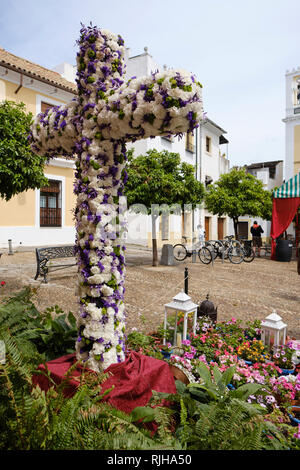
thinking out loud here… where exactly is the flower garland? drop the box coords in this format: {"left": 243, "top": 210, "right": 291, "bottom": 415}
{"left": 29, "top": 24, "right": 203, "bottom": 372}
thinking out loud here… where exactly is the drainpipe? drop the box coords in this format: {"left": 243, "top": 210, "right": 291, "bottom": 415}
{"left": 15, "top": 73, "right": 23, "bottom": 94}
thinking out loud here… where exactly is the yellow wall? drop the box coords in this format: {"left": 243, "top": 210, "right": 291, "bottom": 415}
{"left": 294, "top": 125, "right": 300, "bottom": 176}
{"left": 0, "top": 165, "right": 76, "bottom": 227}
{"left": 4, "top": 80, "right": 36, "bottom": 114}
{"left": 0, "top": 78, "right": 75, "bottom": 228}
{"left": 0, "top": 190, "right": 36, "bottom": 226}
{"left": 1, "top": 78, "right": 66, "bottom": 114}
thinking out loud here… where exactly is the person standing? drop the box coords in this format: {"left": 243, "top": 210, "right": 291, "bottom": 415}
{"left": 197, "top": 224, "right": 205, "bottom": 247}
{"left": 250, "top": 221, "right": 264, "bottom": 257}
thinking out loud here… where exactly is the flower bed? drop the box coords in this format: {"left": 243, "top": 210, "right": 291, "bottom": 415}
{"left": 148, "top": 316, "right": 300, "bottom": 415}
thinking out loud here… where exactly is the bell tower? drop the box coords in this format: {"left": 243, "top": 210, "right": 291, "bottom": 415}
{"left": 283, "top": 67, "right": 300, "bottom": 180}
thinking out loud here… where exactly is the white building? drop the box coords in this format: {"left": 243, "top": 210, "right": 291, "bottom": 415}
{"left": 124, "top": 47, "right": 230, "bottom": 247}
{"left": 233, "top": 160, "right": 283, "bottom": 241}
{"left": 0, "top": 44, "right": 230, "bottom": 250}
{"left": 282, "top": 67, "right": 300, "bottom": 180}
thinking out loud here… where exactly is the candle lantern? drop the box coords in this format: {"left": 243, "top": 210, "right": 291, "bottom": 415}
{"left": 198, "top": 293, "right": 218, "bottom": 323}
{"left": 261, "top": 310, "right": 287, "bottom": 352}
{"left": 163, "top": 291, "right": 198, "bottom": 346}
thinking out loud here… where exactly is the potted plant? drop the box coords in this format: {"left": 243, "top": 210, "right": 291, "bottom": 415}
{"left": 271, "top": 344, "right": 296, "bottom": 375}
{"left": 237, "top": 339, "right": 269, "bottom": 365}
{"left": 287, "top": 405, "right": 300, "bottom": 426}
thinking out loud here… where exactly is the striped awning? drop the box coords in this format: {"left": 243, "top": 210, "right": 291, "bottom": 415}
{"left": 273, "top": 172, "right": 300, "bottom": 198}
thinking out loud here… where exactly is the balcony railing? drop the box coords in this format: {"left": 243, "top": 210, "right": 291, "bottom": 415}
{"left": 40, "top": 208, "right": 62, "bottom": 227}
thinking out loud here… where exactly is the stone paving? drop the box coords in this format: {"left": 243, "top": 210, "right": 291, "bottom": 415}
{"left": 0, "top": 245, "right": 299, "bottom": 338}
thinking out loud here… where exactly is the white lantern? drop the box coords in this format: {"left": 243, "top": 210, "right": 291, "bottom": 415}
{"left": 261, "top": 310, "right": 287, "bottom": 352}
{"left": 163, "top": 291, "right": 198, "bottom": 346}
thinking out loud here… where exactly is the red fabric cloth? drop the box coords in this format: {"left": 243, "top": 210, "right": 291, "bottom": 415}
{"left": 100, "top": 351, "right": 176, "bottom": 413}
{"left": 270, "top": 197, "right": 300, "bottom": 260}
{"left": 32, "top": 351, "right": 176, "bottom": 414}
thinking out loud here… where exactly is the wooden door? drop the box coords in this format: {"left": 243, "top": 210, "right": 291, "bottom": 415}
{"left": 218, "top": 218, "right": 224, "bottom": 240}
{"left": 238, "top": 221, "right": 249, "bottom": 239}
{"left": 205, "top": 217, "right": 210, "bottom": 241}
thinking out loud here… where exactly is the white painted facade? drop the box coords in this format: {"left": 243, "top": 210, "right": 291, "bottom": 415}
{"left": 123, "top": 48, "right": 230, "bottom": 247}
{"left": 232, "top": 161, "right": 284, "bottom": 241}
{"left": 282, "top": 67, "right": 300, "bottom": 180}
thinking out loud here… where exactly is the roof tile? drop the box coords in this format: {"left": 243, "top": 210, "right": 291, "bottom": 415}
{"left": 0, "top": 47, "right": 77, "bottom": 94}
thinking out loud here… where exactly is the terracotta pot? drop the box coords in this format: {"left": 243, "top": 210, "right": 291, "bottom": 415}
{"left": 291, "top": 400, "right": 300, "bottom": 407}
{"left": 169, "top": 364, "right": 190, "bottom": 385}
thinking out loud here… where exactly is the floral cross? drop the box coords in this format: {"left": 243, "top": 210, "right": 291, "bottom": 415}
{"left": 29, "top": 24, "right": 203, "bottom": 372}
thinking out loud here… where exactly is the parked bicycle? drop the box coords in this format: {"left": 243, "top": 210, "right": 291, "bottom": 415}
{"left": 173, "top": 236, "right": 213, "bottom": 264}
{"left": 239, "top": 238, "right": 255, "bottom": 263}
{"left": 206, "top": 235, "right": 245, "bottom": 264}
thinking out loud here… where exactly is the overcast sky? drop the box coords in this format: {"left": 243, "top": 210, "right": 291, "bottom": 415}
{"left": 1, "top": 0, "right": 300, "bottom": 168}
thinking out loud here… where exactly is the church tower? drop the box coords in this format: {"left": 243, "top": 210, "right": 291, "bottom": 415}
{"left": 283, "top": 67, "right": 300, "bottom": 180}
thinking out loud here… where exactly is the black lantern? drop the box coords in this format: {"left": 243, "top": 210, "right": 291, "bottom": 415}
{"left": 198, "top": 294, "right": 218, "bottom": 323}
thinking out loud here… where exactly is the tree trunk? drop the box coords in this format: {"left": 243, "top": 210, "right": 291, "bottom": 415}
{"left": 151, "top": 213, "right": 158, "bottom": 266}
{"left": 233, "top": 217, "right": 239, "bottom": 239}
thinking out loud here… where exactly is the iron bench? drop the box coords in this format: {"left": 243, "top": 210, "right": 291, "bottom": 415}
{"left": 34, "top": 245, "right": 76, "bottom": 283}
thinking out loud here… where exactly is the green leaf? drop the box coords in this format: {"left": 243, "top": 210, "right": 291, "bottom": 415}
{"left": 230, "top": 383, "right": 264, "bottom": 400}
{"left": 130, "top": 406, "right": 156, "bottom": 423}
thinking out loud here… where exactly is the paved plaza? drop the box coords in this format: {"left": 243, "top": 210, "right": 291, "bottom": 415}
{"left": 0, "top": 245, "right": 299, "bottom": 339}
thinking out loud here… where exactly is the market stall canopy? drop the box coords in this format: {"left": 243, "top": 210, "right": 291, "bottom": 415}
{"left": 273, "top": 172, "right": 300, "bottom": 199}
{"left": 271, "top": 172, "right": 300, "bottom": 260}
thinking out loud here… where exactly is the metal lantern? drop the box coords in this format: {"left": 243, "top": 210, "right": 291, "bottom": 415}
{"left": 163, "top": 291, "right": 198, "bottom": 346}
{"left": 261, "top": 310, "right": 287, "bottom": 352}
{"left": 198, "top": 293, "right": 218, "bottom": 323}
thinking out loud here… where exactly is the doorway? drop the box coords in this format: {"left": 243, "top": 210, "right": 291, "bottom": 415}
{"left": 205, "top": 216, "right": 210, "bottom": 241}
{"left": 218, "top": 218, "right": 224, "bottom": 240}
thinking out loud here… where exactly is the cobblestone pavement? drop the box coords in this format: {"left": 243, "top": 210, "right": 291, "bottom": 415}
{"left": 0, "top": 246, "right": 299, "bottom": 338}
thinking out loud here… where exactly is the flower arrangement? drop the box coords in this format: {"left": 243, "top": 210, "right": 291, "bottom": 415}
{"left": 271, "top": 343, "right": 297, "bottom": 371}
{"left": 268, "top": 374, "right": 300, "bottom": 407}
{"left": 237, "top": 339, "right": 269, "bottom": 363}
{"left": 28, "top": 24, "right": 203, "bottom": 373}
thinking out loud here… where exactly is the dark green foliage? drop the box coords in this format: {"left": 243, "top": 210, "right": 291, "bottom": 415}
{"left": 125, "top": 148, "right": 205, "bottom": 211}
{"left": 0, "top": 100, "right": 48, "bottom": 200}
{"left": 0, "top": 287, "right": 77, "bottom": 362}
{"left": 0, "top": 332, "right": 176, "bottom": 450}
{"left": 140, "top": 365, "right": 292, "bottom": 450}
{"left": 126, "top": 331, "right": 164, "bottom": 360}
{"left": 204, "top": 167, "right": 273, "bottom": 238}
{"left": 124, "top": 148, "right": 205, "bottom": 264}
{"left": 0, "top": 288, "right": 297, "bottom": 450}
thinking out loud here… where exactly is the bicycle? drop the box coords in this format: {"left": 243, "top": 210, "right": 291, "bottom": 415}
{"left": 208, "top": 235, "right": 244, "bottom": 264}
{"left": 173, "top": 236, "right": 213, "bottom": 264}
{"left": 239, "top": 239, "right": 255, "bottom": 263}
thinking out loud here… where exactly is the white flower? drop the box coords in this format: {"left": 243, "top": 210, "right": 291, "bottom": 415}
{"left": 101, "top": 284, "right": 114, "bottom": 296}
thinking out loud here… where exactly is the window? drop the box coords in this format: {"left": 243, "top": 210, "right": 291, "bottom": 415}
{"left": 40, "top": 180, "right": 62, "bottom": 227}
{"left": 41, "top": 101, "right": 55, "bottom": 113}
{"left": 205, "top": 136, "right": 211, "bottom": 153}
{"left": 269, "top": 166, "right": 276, "bottom": 179}
{"left": 205, "top": 175, "right": 213, "bottom": 188}
{"left": 185, "top": 132, "right": 194, "bottom": 153}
